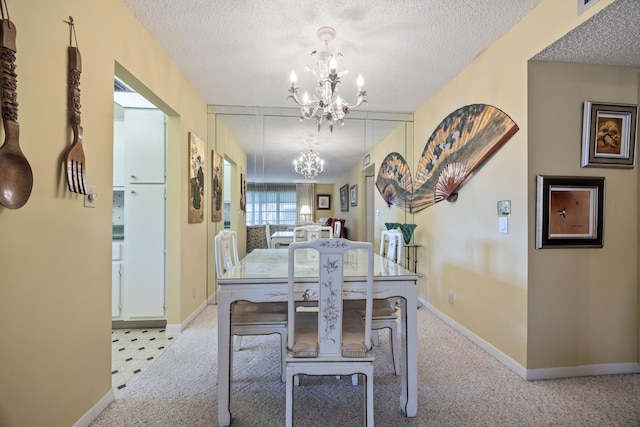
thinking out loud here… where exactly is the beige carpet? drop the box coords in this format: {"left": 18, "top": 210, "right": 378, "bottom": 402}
{"left": 90, "top": 304, "right": 640, "bottom": 426}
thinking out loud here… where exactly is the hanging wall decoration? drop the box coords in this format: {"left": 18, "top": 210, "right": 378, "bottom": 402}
{"left": 0, "top": 5, "right": 33, "bottom": 209}
{"left": 211, "top": 150, "right": 223, "bottom": 222}
{"left": 376, "top": 104, "right": 519, "bottom": 213}
{"left": 188, "top": 132, "right": 205, "bottom": 223}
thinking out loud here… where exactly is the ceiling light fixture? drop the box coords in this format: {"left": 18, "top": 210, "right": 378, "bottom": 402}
{"left": 288, "top": 26, "right": 366, "bottom": 132}
{"left": 293, "top": 147, "right": 325, "bottom": 179}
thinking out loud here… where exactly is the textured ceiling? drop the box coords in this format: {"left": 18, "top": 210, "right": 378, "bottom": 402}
{"left": 119, "top": 0, "right": 637, "bottom": 183}
{"left": 532, "top": 0, "right": 640, "bottom": 67}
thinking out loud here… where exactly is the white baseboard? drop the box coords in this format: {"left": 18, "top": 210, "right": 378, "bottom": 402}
{"left": 421, "top": 299, "right": 640, "bottom": 380}
{"left": 73, "top": 388, "right": 114, "bottom": 427}
{"left": 526, "top": 363, "right": 640, "bottom": 380}
{"left": 207, "top": 292, "right": 217, "bottom": 305}
{"left": 166, "top": 299, "right": 208, "bottom": 335}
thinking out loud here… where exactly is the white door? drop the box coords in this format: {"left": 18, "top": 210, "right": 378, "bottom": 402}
{"left": 125, "top": 108, "right": 166, "bottom": 184}
{"left": 125, "top": 185, "right": 166, "bottom": 318}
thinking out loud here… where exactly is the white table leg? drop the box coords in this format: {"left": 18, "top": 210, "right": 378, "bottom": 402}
{"left": 218, "top": 292, "right": 232, "bottom": 426}
{"left": 399, "top": 288, "right": 418, "bottom": 417}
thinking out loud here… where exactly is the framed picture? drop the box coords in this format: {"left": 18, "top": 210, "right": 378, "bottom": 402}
{"left": 340, "top": 184, "right": 349, "bottom": 212}
{"left": 317, "top": 194, "right": 331, "bottom": 210}
{"left": 581, "top": 101, "right": 637, "bottom": 168}
{"left": 363, "top": 153, "right": 371, "bottom": 167}
{"left": 211, "top": 150, "right": 223, "bottom": 223}
{"left": 240, "top": 172, "right": 246, "bottom": 214}
{"left": 350, "top": 184, "right": 357, "bottom": 206}
{"left": 188, "top": 132, "right": 205, "bottom": 224}
{"left": 535, "top": 175, "right": 605, "bottom": 249}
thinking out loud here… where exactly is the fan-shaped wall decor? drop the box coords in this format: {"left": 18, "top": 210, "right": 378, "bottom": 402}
{"left": 375, "top": 104, "right": 519, "bottom": 213}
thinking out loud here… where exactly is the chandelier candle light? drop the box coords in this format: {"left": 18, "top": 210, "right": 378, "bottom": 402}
{"left": 294, "top": 147, "right": 325, "bottom": 179}
{"left": 289, "top": 27, "right": 367, "bottom": 132}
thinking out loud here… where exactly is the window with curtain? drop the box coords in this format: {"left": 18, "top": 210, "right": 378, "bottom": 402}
{"left": 246, "top": 183, "right": 297, "bottom": 225}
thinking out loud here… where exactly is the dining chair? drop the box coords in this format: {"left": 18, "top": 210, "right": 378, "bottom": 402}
{"left": 285, "top": 238, "right": 375, "bottom": 427}
{"left": 292, "top": 224, "right": 333, "bottom": 242}
{"left": 344, "top": 228, "right": 402, "bottom": 379}
{"left": 333, "top": 218, "right": 346, "bottom": 238}
{"left": 214, "top": 230, "right": 288, "bottom": 382}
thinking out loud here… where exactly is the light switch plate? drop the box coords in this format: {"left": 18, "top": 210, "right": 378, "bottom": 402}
{"left": 499, "top": 216, "right": 508, "bottom": 234}
{"left": 84, "top": 186, "right": 97, "bottom": 208}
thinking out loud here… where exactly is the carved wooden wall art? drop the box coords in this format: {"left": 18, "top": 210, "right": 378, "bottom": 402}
{"left": 376, "top": 104, "right": 519, "bottom": 213}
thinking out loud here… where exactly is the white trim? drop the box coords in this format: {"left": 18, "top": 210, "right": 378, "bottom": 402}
{"left": 423, "top": 301, "right": 527, "bottom": 378}
{"left": 72, "top": 389, "right": 114, "bottom": 427}
{"left": 526, "top": 363, "right": 640, "bottom": 380}
{"left": 166, "top": 299, "right": 208, "bottom": 334}
{"left": 421, "top": 299, "right": 640, "bottom": 380}
{"left": 208, "top": 292, "right": 217, "bottom": 305}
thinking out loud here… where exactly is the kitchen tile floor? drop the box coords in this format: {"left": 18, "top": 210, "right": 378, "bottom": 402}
{"left": 111, "top": 328, "right": 176, "bottom": 398}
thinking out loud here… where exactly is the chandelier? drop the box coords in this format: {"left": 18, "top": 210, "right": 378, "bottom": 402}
{"left": 293, "top": 147, "right": 325, "bottom": 179}
{"left": 288, "top": 27, "right": 366, "bottom": 132}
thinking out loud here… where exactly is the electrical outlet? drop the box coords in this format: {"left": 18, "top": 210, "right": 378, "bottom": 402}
{"left": 448, "top": 291, "right": 454, "bottom": 305}
{"left": 84, "top": 186, "right": 97, "bottom": 208}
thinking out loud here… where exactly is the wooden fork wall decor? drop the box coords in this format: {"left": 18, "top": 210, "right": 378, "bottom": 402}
{"left": 64, "top": 16, "right": 87, "bottom": 195}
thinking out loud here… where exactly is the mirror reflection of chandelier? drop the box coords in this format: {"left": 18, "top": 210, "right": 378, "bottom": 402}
{"left": 293, "top": 147, "right": 325, "bottom": 179}
{"left": 288, "top": 26, "right": 367, "bottom": 132}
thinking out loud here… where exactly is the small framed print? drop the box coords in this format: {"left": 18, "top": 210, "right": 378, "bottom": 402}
{"left": 349, "top": 185, "right": 357, "bottom": 206}
{"left": 317, "top": 194, "right": 331, "bottom": 210}
{"left": 363, "top": 153, "right": 371, "bottom": 167}
{"left": 497, "top": 200, "right": 511, "bottom": 216}
{"left": 581, "top": 101, "right": 637, "bottom": 168}
{"left": 340, "top": 184, "right": 349, "bottom": 212}
{"left": 535, "top": 175, "right": 605, "bottom": 249}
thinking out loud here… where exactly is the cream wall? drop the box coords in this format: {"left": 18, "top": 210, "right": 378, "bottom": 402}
{"left": 409, "top": 0, "right": 620, "bottom": 370}
{"left": 0, "top": 1, "right": 209, "bottom": 425}
{"left": 528, "top": 61, "right": 639, "bottom": 370}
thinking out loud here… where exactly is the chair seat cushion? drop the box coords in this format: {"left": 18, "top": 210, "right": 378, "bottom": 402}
{"left": 232, "top": 302, "right": 288, "bottom": 324}
{"left": 289, "top": 310, "right": 368, "bottom": 358}
{"left": 290, "top": 312, "right": 318, "bottom": 357}
{"left": 344, "top": 299, "right": 397, "bottom": 317}
{"left": 341, "top": 310, "right": 368, "bottom": 358}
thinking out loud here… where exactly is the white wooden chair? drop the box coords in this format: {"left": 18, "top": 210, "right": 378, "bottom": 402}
{"left": 345, "top": 228, "right": 402, "bottom": 378}
{"left": 292, "top": 224, "right": 333, "bottom": 242}
{"left": 333, "top": 218, "right": 346, "bottom": 238}
{"left": 214, "top": 230, "right": 288, "bottom": 382}
{"left": 285, "top": 238, "right": 375, "bottom": 427}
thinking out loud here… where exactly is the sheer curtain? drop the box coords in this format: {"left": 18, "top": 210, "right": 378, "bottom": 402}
{"left": 246, "top": 183, "right": 297, "bottom": 225}
{"left": 296, "top": 183, "right": 315, "bottom": 223}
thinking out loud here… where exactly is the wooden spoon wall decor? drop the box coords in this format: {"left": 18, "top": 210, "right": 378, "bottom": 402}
{"left": 0, "top": 16, "right": 33, "bottom": 210}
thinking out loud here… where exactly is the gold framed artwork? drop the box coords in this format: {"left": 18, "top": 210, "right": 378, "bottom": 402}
{"left": 581, "top": 101, "right": 637, "bottom": 168}
{"left": 350, "top": 184, "right": 357, "bottom": 206}
{"left": 211, "top": 150, "right": 223, "bottom": 222}
{"left": 535, "top": 175, "right": 605, "bottom": 249}
{"left": 188, "top": 132, "right": 205, "bottom": 223}
{"left": 340, "top": 184, "right": 349, "bottom": 212}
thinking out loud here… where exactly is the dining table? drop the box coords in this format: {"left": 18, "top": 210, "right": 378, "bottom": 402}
{"left": 216, "top": 247, "right": 419, "bottom": 426}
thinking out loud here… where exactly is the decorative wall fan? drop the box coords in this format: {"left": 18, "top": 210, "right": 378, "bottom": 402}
{"left": 376, "top": 104, "right": 519, "bottom": 213}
